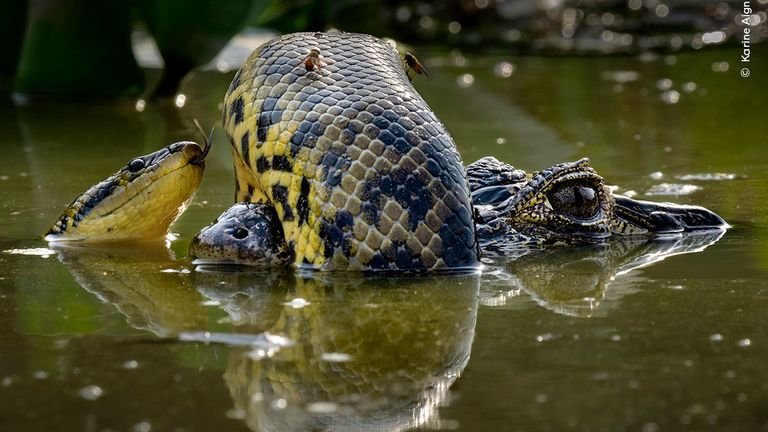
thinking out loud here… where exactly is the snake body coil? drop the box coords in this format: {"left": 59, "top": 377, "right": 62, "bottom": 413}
{"left": 222, "top": 32, "right": 478, "bottom": 271}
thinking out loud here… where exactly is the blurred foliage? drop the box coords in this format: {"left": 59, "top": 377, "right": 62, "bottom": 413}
{"left": 2, "top": 0, "right": 763, "bottom": 99}
{"left": 0, "top": 1, "right": 28, "bottom": 78}
{"left": 248, "top": 0, "right": 765, "bottom": 54}
{"left": 13, "top": 0, "right": 143, "bottom": 100}
{"left": 135, "top": 0, "right": 260, "bottom": 99}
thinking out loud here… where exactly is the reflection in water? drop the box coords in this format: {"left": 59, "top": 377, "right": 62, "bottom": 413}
{"left": 51, "top": 243, "right": 208, "bottom": 336}
{"left": 49, "top": 230, "right": 723, "bottom": 430}
{"left": 200, "top": 271, "right": 479, "bottom": 432}
{"left": 480, "top": 230, "right": 725, "bottom": 317}
{"left": 52, "top": 245, "right": 479, "bottom": 431}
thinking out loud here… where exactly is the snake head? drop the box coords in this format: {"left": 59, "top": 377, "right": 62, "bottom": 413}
{"left": 45, "top": 140, "right": 209, "bottom": 242}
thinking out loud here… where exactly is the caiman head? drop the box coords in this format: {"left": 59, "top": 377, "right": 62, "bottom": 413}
{"left": 468, "top": 157, "right": 727, "bottom": 246}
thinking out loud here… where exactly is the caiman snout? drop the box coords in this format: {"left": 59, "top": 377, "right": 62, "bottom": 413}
{"left": 613, "top": 195, "right": 728, "bottom": 235}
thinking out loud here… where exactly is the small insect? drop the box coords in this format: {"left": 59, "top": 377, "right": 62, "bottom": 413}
{"left": 302, "top": 48, "right": 326, "bottom": 72}
{"left": 404, "top": 52, "right": 430, "bottom": 82}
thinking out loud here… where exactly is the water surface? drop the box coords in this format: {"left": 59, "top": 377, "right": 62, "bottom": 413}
{"left": 1, "top": 48, "right": 767, "bottom": 431}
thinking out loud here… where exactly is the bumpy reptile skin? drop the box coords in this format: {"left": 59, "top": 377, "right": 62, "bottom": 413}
{"left": 222, "top": 32, "right": 478, "bottom": 270}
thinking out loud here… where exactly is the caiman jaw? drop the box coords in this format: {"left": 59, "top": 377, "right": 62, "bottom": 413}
{"left": 611, "top": 195, "right": 729, "bottom": 235}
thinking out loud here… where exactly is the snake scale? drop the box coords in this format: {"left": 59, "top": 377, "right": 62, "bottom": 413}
{"left": 221, "top": 32, "right": 478, "bottom": 271}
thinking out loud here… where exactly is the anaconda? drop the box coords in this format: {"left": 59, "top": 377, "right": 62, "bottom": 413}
{"left": 45, "top": 31, "right": 727, "bottom": 270}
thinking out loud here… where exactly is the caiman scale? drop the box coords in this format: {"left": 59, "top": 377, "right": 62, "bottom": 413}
{"left": 45, "top": 32, "right": 727, "bottom": 270}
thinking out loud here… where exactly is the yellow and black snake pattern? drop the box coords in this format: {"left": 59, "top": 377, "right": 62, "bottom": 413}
{"left": 222, "top": 32, "right": 478, "bottom": 271}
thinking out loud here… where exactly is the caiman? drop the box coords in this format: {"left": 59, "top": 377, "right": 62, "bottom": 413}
{"left": 45, "top": 32, "right": 727, "bottom": 270}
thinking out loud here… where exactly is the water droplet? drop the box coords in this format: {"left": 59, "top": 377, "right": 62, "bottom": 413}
{"left": 271, "top": 398, "right": 288, "bottom": 410}
{"left": 711, "top": 61, "right": 729, "bottom": 72}
{"left": 536, "top": 333, "right": 557, "bottom": 342}
{"left": 457, "top": 73, "right": 474, "bottom": 88}
{"left": 645, "top": 183, "right": 700, "bottom": 196}
{"left": 709, "top": 333, "right": 724, "bottom": 342}
{"left": 320, "top": 352, "right": 352, "bottom": 362}
{"left": 225, "top": 408, "right": 247, "bottom": 419}
{"left": 135, "top": 99, "right": 146, "bottom": 112}
{"left": 737, "top": 338, "right": 751, "bottom": 348}
{"left": 123, "top": 360, "right": 139, "bottom": 369}
{"left": 641, "top": 422, "right": 659, "bottom": 432}
{"left": 216, "top": 61, "right": 230, "bottom": 72}
{"left": 1, "top": 377, "right": 13, "bottom": 387}
{"left": 682, "top": 81, "right": 697, "bottom": 93}
{"left": 395, "top": 6, "right": 411, "bottom": 22}
{"left": 611, "top": 334, "right": 622, "bottom": 342}
{"left": 419, "top": 16, "right": 434, "bottom": 30}
{"left": 283, "top": 298, "right": 311, "bottom": 309}
{"left": 660, "top": 90, "right": 680, "bottom": 104}
{"left": 649, "top": 171, "right": 664, "bottom": 180}
{"left": 79, "top": 385, "right": 104, "bottom": 401}
{"left": 174, "top": 93, "right": 187, "bottom": 108}
{"left": 534, "top": 393, "right": 548, "bottom": 403}
{"left": 448, "top": 21, "right": 461, "bottom": 34}
{"left": 601, "top": 70, "right": 640, "bottom": 83}
{"left": 493, "top": 61, "right": 515, "bottom": 78}
{"left": 676, "top": 172, "right": 736, "bottom": 181}
{"left": 33, "top": 371, "right": 49, "bottom": 380}
{"left": 495, "top": 137, "right": 506, "bottom": 145}
{"left": 702, "top": 31, "right": 726, "bottom": 45}
{"left": 655, "top": 4, "right": 669, "bottom": 17}
{"left": 132, "top": 421, "right": 151, "bottom": 432}
{"left": 306, "top": 401, "right": 339, "bottom": 413}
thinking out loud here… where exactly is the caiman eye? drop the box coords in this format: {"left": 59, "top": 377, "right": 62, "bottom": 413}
{"left": 128, "top": 158, "right": 146, "bottom": 172}
{"left": 547, "top": 182, "right": 600, "bottom": 219}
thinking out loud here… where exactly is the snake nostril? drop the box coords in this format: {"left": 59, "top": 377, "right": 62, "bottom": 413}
{"left": 128, "top": 158, "right": 146, "bottom": 172}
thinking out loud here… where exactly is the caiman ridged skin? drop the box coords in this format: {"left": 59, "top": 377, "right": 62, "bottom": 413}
{"left": 222, "top": 32, "right": 478, "bottom": 270}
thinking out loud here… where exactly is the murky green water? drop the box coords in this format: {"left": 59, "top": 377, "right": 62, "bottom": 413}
{"left": 2, "top": 48, "right": 767, "bottom": 431}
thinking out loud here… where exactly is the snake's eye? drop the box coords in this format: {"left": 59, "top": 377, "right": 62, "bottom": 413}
{"left": 128, "top": 158, "right": 146, "bottom": 172}
{"left": 547, "top": 182, "right": 600, "bottom": 219}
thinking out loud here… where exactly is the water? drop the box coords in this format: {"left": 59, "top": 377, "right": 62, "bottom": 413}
{"left": 2, "top": 48, "right": 768, "bottom": 431}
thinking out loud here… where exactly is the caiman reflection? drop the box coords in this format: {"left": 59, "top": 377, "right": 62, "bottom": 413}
{"left": 479, "top": 230, "right": 725, "bottom": 317}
